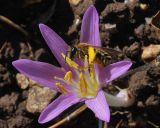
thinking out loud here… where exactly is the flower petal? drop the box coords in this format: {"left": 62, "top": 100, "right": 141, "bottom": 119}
{"left": 39, "top": 24, "right": 70, "bottom": 69}
{"left": 85, "top": 91, "right": 110, "bottom": 122}
{"left": 80, "top": 5, "right": 101, "bottom": 47}
{"left": 12, "top": 59, "right": 65, "bottom": 90}
{"left": 98, "top": 60, "right": 132, "bottom": 84}
{"left": 38, "top": 93, "right": 80, "bottom": 124}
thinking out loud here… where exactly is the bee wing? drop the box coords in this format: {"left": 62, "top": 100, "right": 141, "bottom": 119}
{"left": 76, "top": 42, "right": 93, "bottom": 48}
{"left": 77, "top": 42, "right": 124, "bottom": 60}
{"left": 100, "top": 47, "right": 124, "bottom": 60}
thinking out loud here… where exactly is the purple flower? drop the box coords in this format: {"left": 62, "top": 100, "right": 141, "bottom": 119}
{"left": 12, "top": 5, "right": 132, "bottom": 124}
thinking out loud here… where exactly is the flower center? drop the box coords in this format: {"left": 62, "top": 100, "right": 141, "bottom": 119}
{"left": 54, "top": 47, "right": 100, "bottom": 99}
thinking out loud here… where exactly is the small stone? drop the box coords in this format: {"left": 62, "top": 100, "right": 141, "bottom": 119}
{"left": 26, "top": 86, "right": 57, "bottom": 113}
{"left": 69, "top": 0, "right": 82, "bottom": 6}
{"left": 16, "top": 73, "right": 29, "bottom": 89}
{"left": 145, "top": 17, "right": 152, "bottom": 25}
{"left": 104, "top": 23, "right": 116, "bottom": 30}
{"left": 139, "top": 3, "right": 148, "bottom": 11}
{"left": 141, "top": 44, "right": 160, "bottom": 62}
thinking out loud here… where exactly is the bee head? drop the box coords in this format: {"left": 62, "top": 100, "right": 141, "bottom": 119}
{"left": 65, "top": 46, "right": 78, "bottom": 60}
{"left": 70, "top": 47, "right": 78, "bottom": 59}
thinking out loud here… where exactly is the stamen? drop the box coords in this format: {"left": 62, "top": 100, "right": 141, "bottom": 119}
{"left": 88, "top": 46, "right": 96, "bottom": 65}
{"left": 61, "top": 53, "right": 79, "bottom": 70}
{"left": 84, "top": 55, "right": 88, "bottom": 69}
{"left": 55, "top": 82, "right": 68, "bottom": 94}
{"left": 54, "top": 76, "right": 65, "bottom": 82}
{"left": 64, "top": 71, "right": 72, "bottom": 83}
{"left": 90, "top": 66, "right": 96, "bottom": 80}
{"left": 79, "top": 73, "right": 87, "bottom": 95}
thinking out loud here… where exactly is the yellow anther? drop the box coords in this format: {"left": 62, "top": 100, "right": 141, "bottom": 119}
{"left": 88, "top": 46, "right": 96, "bottom": 65}
{"left": 90, "top": 66, "right": 96, "bottom": 79}
{"left": 79, "top": 73, "right": 88, "bottom": 95}
{"left": 62, "top": 53, "right": 79, "bottom": 70}
{"left": 64, "top": 71, "right": 72, "bottom": 83}
{"left": 84, "top": 55, "right": 88, "bottom": 69}
{"left": 55, "top": 82, "right": 68, "bottom": 94}
{"left": 84, "top": 55, "right": 95, "bottom": 79}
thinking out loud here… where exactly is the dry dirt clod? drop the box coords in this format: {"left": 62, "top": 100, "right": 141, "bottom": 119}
{"left": 16, "top": 73, "right": 39, "bottom": 89}
{"left": 141, "top": 44, "right": 160, "bottom": 62}
{"left": 19, "top": 42, "right": 33, "bottom": 59}
{"left": 101, "top": 2, "right": 127, "bottom": 19}
{"left": 26, "top": 86, "right": 57, "bottom": 113}
{"left": 7, "top": 115, "right": 32, "bottom": 128}
{"left": 0, "top": 42, "right": 14, "bottom": 62}
{"left": 69, "top": 0, "right": 93, "bottom": 15}
{"left": 128, "top": 70, "right": 149, "bottom": 93}
{"left": 0, "top": 64, "right": 11, "bottom": 88}
{"left": 145, "top": 95, "right": 160, "bottom": 106}
{"left": 0, "top": 92, "right": 19, "bottom": 116}
{"left": 16, "top": 73, "right": 29, "bottom": 89}
{"left": 0, "top": 119, "right": 8, "bottom": 128}
{"left": 123, "top": 42, "right": 141, "bottom": 59}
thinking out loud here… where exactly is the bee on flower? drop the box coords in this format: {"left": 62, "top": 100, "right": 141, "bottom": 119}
{"left": 66, "top": 42, "right": 124, "bottom": 67}
{"left": 12, "top": 5, "right": 132, "bottom": 124}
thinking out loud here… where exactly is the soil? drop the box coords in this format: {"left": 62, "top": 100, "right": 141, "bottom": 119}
{"left": 0, "top": 0, "right": 160, "bottom": 128}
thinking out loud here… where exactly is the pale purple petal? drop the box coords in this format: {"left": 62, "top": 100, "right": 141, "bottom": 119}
{"left": 38, "top": 93, "right": 80, "bottom": 124}
{"left": 85, "top": 91, "right": 110, "bottom": 122}
{"left": 39, "top": 24, "right": 70, "bottom": 70}
{"left": 104, "top": 91, "right": 135, "bottom": 107}
{"left": 98, "top": 60, "right": 132, "bottom": 84}
{"left": 80, "top": 5, "right": 101, "bottom": 47}
{"left": 12, "top": 59, "right": 65, "bottom": 91}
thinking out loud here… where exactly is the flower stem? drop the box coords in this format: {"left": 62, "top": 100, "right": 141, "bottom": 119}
{"left": 98, "top": 119, "right": 103, "bottom": 128}
{"left": 98, "top": 120, "right": 108, "bottom": 128}
{"left": 48, "top": 104, "right": 87, "bottom": 128}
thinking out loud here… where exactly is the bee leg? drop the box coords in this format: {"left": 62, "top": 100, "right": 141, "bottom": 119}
{"left": 77, "top": 49, "right": 84, "bottom": 59}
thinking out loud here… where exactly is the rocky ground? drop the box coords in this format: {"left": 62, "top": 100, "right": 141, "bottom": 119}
{"left": 0, "top": 0, "right": 160, "bottom": 128}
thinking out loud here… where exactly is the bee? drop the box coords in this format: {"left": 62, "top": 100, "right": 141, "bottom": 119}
{"left": 66, "top": 43, "right": 124, "bottom": 67}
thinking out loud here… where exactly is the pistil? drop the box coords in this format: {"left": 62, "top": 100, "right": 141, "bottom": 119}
{"left": 79, "top": 73, "right": 88, "bottom": 96}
